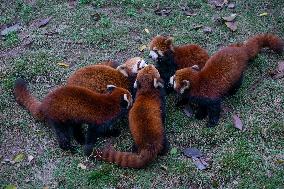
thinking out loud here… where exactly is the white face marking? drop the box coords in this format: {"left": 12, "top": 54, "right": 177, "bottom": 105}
{"left": 133, "top": 80, "right": 137, "bottom": 88}
{"left": 123, "top": 94, "right": 130, "bottom": 108}
{"left": 173, "top": 80, "right": 176, "bottom": 90}
{"left": 180, "top": 80, "right": 189, "bottom": 94}
{"left": 169, "top": 76, "right": 174, "bottom": 86}
{"left": 117, "top": 65, "right": 128, "bottom": 77}
{"left": 139, "top": 59, "right": 147, "bottom": 69}
{"left": 149, "top": 50, "right": 158, "bottom": 61}
{"left": 131, "top": 63, "right": 138, "bottom": 74}
{"left": 106, "top": 84, "right": 116, "bottom": 89}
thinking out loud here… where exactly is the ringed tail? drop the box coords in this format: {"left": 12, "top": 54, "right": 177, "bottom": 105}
{"left": 14, "top": 78, "right": 43, "bottom": 120}
{"left": 244, "top": 33, "right": 283, "bottom": 59}
{"left": 95, "top": 146, "right": 158, "bottom": 169}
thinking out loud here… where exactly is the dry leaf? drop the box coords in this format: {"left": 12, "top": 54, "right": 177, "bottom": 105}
{"left": 27, "top": 155, "right": 34, "bottom": 163}
{"left": 203, "top": 26, "right": 213, "bottom": 34}
{"left": 1, "top": 24, "right": 22, "bottom": 36}
{"left": 77, "top": 163, "right": 87, "bottom": 170}
{"left": 232, "top": 114, "right": 243, "bottom": 130}
{"left": 154, "top": 6, "right": 171, "bottom": 16}
{"left": 138, "top": 45, "right": 147, "bottom": 52}
{"left": 222, "top": 14, "right": 237, "bottom": 22}
{"left": 259, "top": 12, "right": 268, "bottom": 16}
{"left": 32, "top": 17, "right": 52, "bottom": 28}
{"left": 57, "top": 62, "right": 70, "bottom": 68}
{"left": 191, "top": 157, "right": 207, "bottom": 170}
{"left": 227, "top": 3, "right": 236, "bottom": 9}
{"left": 225, "top": 21, "right": 237, "bottom": 31}
{"left": 144, "top": 28, "right": 150, "bottom": 34}
{"left": 184, "top": 11, "right": 197, "bottom": 17}
{"left": 13, "top": 153, "right": 25, "bottom": 163}
{"left": 4, "top": 184, "right": 17, "bottom": 189}
{"left": 183, "top": 147, "right": 203, "bottom": 158}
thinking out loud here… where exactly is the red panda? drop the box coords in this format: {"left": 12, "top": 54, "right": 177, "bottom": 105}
{"left": 98, "top": 60, "right": 120, "bottom": 68}
{"left": 14, "top": 78, "right": 133, "bottom": 155}
{"left": 170, "top": 33, "right": 283, "bottom": 127}
{"left": 66, "top": 57, "right": 147, "bottom": 95}
{"left": 148, "top": 35, "right": 209, "bottom": 92}
{"left": 94, "top": 65, "right": 169, "bottom": 168}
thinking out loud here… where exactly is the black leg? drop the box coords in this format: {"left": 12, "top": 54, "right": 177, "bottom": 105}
{"left": 227, "top": 75, "right": 243, "bottom": 96}
{"left": 84, "top": 125, "right": 98, "bottom": 156}
{"left": 207, "top": 102, "right": 221, "bottom": 128}
{"left": 132, "top": 143, "right": 138, "bottom": 153}
{"left": 175, "top": 94, "right": 188, "bottom": 108}
{"left": 72, "top": 124, "right": 85, "bottom": 145}
{"left": 49, "top": 120, "right": 76, "bottom": 153}
{"left": 195, "top": 105, "right": 208, "bottom": 120}
{"left": 96, "top": 123, "right": 121, "bottom": 138}
{"left": 159, "top": 136, "right": 170, "bottom": 156}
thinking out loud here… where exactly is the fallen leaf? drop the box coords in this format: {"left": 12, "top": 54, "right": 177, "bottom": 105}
{"left": 1, "top": 24, "right": 22, "bottom": 36}
{"left": 259, "top": 12, "right": 268, "bottom": 16}
{"left": 225, "top": 21, "right": 237, "bottom": 31}
{"left": 4, "top": 184, "right": 17, "bottom": 189}
{"left": 184, "top": 11, "right": 197, "bottom": 17}
{"left": 208, "top": 0, "right": 228, "bottom": 8}
{"left": 154, "top": 5, "right": 171, "bottom": 17}
{"left": 184, "top": 147, "right": 203, "bottom": 158}
{"left": 170, "top": 147, "right": 178, "bottom": 155}
{"left": 203, "top": 26, "right": 213, "bottom": 34}
{"left": 227, "top": 3, "right": 235, "bottom": 9}
{"left": 57, "top": 62, "right": 70, "bottom": 68}
{"left": 275, "top": 159, "right": 284, "bottom": 164}
{"left": 31, "top": 17, "right": 52, "bottom": 28}
{"left": 160, "top": 164, "right": 168, "bottom": 171}
{"left": 91, "top": 13, "right": 101, "bottom": 22}
{"left": 77, "top": 163, "right": 87, "bottom": 170}
{"left": 138, "top": 45, "right": 147, "bottom": 52}
{"left": 13, "top": 153, "right": 25, "bottom": 163}
{"left": 232, "top": 114, "right": 243, "bottom": 130}
{"left": 67, "top": 0, "right": 76, "bottom": 9}
{"left": 270, "top": 61, "right": 284, "bottom": 79}
{"left": 222, "top": 14, "right": 237, "bottom": 22}
{"left": 192, "top": 157, "right": 207, "bottom": 170}
{"left": 191, "top": 24, "right": 203, "bottom": 30}
{"left": 27, "top": 155, "right": 34, "bottom": 163}
{"left": 43, "top": 186, "right": 49, "bottom": 189}
{"left": 144, "top": 28, "right": 150, "bottom": 34}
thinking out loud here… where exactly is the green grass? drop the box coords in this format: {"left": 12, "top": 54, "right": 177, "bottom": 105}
{"left": 1, "top": 0, "right": 284, "bottom": 188}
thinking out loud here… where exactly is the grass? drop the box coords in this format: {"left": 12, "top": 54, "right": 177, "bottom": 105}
{"left": 0, "top": 0, "right": 284, "bottom": 188}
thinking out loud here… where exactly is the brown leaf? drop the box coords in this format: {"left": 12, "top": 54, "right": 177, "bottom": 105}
{"left": 1, "top": 24, "right": 22, "bottom": 36}
{"left": 232, "top": 114, "right": 243, "bottom": 130}
{"left": 184, "top": 147, "right": 203, "bottom": 158}
{"left": 225, "top": 21, "right": 237, "bottom": 31}
{"left": 222, "top": 14, "right": 237, "bottom": 22}
{"left": 203, "top": 26, "right": 213, "bottom": 34}
{"left": 67, "top": 0, "right": 76, "bottom": 9}
{"left": 154, "top": 6, "right": 171, "bottom": 16}
{"left": 227, "top": 3, "right": 236, "bottom": 9}
{"left": 208, "top": 0, "right": 228, "bottom": 8}
{"left": 31, "top": 17, "right": 52, "bottom": 28}
{"left": 184, "top": 11, "right": 197, "bottom": 17}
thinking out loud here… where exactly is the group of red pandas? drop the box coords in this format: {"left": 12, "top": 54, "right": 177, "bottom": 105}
{"left": 14, "top": 33, "right": 283, "bottom": 168}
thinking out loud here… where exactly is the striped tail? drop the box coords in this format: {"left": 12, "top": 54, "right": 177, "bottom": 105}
{"left": 14, "top": 78, "right": 43, "bottom": 120}
{"left": 95, "top": 145, "right": 159, "bottom": 169}
{"left": 243, "top": 33, "right": 283, "bottom": 59}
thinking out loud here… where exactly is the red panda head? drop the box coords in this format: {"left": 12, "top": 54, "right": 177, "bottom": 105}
{"left": 148, "top": 35, "right": 174, "bottom": 62}
{"left": 116, "top": 57, "right": 147, "bottom": 77}
{"left": 106, "top": 85, "right": 133, "bottom": 108}
{"left": 169, "top": 65, "right": 200, "bottom": 94}
{"left": 133, "top": 65, "right": 164, "bottom": 91}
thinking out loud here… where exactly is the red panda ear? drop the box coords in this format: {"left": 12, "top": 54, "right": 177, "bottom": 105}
{"left": 191, "top": 65, "right": 200, "bottom": 71}
{"left": 106, "top": 85, "right": 116, "bottom": 93}
{"left": 180, "top": 80, "right": 190, "bottom": 94}
{"left": 164, "top": 37, "right": 174, "bottom": 45}
{"left": 116, "top": 65, "right": 128, "bottom": 77}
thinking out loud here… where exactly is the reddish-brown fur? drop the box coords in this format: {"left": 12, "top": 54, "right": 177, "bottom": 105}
{"left": 66, "top": 57, "right": 146, "bottom": 94}
{"left": 95, "top": 65, "right": 169, "bottom": 168}
{"left": 14, "top": 78, "right": 132, "bottom": 154}
{"left": 172, "top": 33, "right": 283, "bottom": 127}
{"left": 149, "top": 35, "right": 209, "bottom": 69}
{"left": 98, "top": 60, "right": 120, "bottom": 68}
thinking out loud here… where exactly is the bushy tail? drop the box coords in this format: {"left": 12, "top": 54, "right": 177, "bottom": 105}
{"left": 95, "top": 146, "right": 159, "bottom": 169}
{"left": 244, "top": 33, "right": 283, "bottom": 59}
{"left": 14, "top": 78, "right": 43, "bottom": 120}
